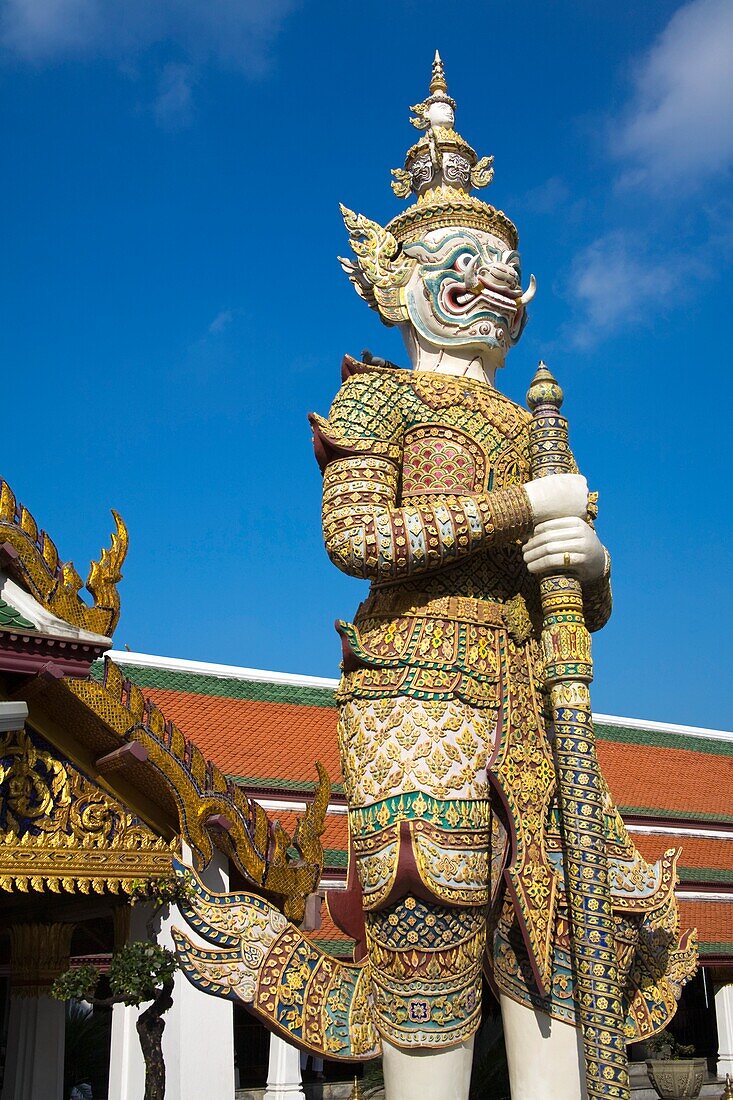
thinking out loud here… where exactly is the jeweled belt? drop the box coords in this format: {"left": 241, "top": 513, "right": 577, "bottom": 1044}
{"left": 357, "top": 590, "right": 534, "bottom": 643}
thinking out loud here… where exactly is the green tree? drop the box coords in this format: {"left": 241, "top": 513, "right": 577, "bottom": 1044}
{"left": 52, "top": 876, "right": 191, "bottom": 1100}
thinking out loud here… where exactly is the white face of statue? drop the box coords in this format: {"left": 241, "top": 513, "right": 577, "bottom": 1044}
{"left": 426, "top": 100, "right": 454, "bottom": 128}
{"left": 400, "top": 226, "right": 534, "bottom": 364}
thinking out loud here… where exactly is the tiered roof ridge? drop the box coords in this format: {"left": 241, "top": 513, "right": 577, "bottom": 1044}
{"left": 100, "top": 650, "right": 733, "bottom": 961}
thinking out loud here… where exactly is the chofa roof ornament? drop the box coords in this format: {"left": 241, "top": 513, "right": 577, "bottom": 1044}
{"left": 387, "top": 50, "right": 517, "bottom": 248}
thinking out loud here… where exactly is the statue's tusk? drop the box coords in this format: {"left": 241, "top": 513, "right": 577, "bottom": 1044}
{"left": 464, "top": 255, "right": 481, "bottom": 293}
{"left": 519, "top": 274, "right": 537, "bottom": 306}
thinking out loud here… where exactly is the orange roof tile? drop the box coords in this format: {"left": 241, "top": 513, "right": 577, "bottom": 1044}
{"left": 633, "top": 833, "right": 733, "bottom": 877}
{"left": 139, "top": 685, "right": 733, "bottom": 822}
{"left": 142, "top": 688, "right": 343, "bottom": 786}
{"left": 597, "top": 739, "right": 733, "bottom": 820}
{"left": 307, "top": 906, "right": 354, "bottom": 949}
{"left": 678, "top": 900, "right": 733, "bottom": 952}
{"left": 110, "top": 662, "right": 733, "bottom": 825}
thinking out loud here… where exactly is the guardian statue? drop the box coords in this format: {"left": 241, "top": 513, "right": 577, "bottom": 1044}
{"left": 174, "top": 54, "right": 696, "bottom": 1100}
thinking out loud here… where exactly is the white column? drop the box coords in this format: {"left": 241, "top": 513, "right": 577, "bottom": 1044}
{"left": 1, "top": 916, "right": 70, "bottom": 1100}
{"left": 716, "top": 983, "right": 733, "bottom": 1078}
{"left": 382, "top": 1037, "right": 474, "bottom": 1100}
{"left": 108, "top": 901, "right": 149, "bottom": 1100}
{"left": 501, "top": 994, "right": 586, "bottom": 1100}
{"left": 109, "top": 849, "right": 235, "bottom": 1100}
{"left": 1, "top": 994, "right": 65, "bottom": 1100}
{"left": 263, "top": 1033, "right": 305, "bottom": 1099}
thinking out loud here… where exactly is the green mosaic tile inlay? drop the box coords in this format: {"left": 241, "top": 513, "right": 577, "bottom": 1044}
{"left": 90, "top": 661, "right": 338, "bottom": 709}
{"left": 595, "top": 721, "right": 733, "bottom": 758}
{"left": 0, "top": 599, "right": 35, "bottom": 630}
{"left": 323, "top": 848, "right": 348, "bottom": 869}
{"left": 678, "top": 867, "right": 733, "bottom": 885}
{"left": 620, "top": 805, "right": 733, "bottom": 825}
{"left": 698, "top": 942, "right": 733, "bottom": 957}
{"left": 311, "top": 938, "right": 355, "bottom": 958}
{"left": 230, "top": 775, "right": 346, "bottom": 796}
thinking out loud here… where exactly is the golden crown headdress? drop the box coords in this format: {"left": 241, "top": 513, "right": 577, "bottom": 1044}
{"left": 338, "top": 52, "right": 519, "bottom": 326}
{"left": 387, "top": 51, "right": 518, "bottom": 249}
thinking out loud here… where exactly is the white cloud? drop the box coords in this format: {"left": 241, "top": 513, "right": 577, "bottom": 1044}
{"left": 208, "top": 309, "right": 233, "bottom": 335}
{"left": 0, "top": 0, "right": 297, "bottom": 123}
{"left": 566, "top": 232, "right": 682, "bottom": 349}
{"left": 154, "top": 62, "right": 195, "bottom": 129}
{"left": 613, "top": 0, "right": 733, "bottom": 190}
{"left": 1, "top": 0, "right": 297, "bottom": 68}
{"left": 565, "top": 1, "right": 733, "bottom": 347}
{"left": 521, "top": 176, "right": 571, "bottom": 215}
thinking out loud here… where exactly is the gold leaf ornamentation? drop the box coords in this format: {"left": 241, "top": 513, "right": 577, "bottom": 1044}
{"left": 0, "top": 476, "right": 127, "bottom": 636}
{"left": 0, "top": 726, "right": 173, "bottom": 895}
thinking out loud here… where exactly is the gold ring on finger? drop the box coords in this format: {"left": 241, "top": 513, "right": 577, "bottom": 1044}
{"left": 563, "top": 552, "right": 571, "bottom": 568}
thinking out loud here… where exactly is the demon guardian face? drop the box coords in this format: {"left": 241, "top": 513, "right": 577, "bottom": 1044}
{"left": 401, "top": 227, "right": 535, "bottom": 361}
{"left": 338, "top": 210, "right": 537, "bottom": 371}
{"left": 337, "top": 54, "right": 535, "bottom": 373}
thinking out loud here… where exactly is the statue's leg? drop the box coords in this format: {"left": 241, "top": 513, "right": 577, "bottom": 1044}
{"left": 338, "top": 695, "right": 498, "bottom": 1100}
{"left": 364, "top": 894, "right": 486, "bottom": 1100}
{"left": 382, "top": 1036, "right": 475, "bottom": 1100}
{"left": 501, "top": 994, "right": 585, "bottom": 1100}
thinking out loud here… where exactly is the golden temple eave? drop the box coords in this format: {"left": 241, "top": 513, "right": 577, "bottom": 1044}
{"left": 0, "top": 476, "right": 127, "bottom": 639}
{"left": 0, "top": 714, "right": 174, "bottom": 898}
{"left": 3, "top": 656, "right": 329, "bottom": 923}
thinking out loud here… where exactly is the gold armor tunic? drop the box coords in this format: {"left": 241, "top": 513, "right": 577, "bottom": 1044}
{"left": 311, "top": 360, "right": 693, "bottom": 1050}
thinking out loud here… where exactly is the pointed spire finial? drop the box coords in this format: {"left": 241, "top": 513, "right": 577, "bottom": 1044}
{"left": 430, "top": 49, "right": 448, "bottom": 95}
{"left": 527, "top": 360, "right": 564, "bottom": 411}
{"left": 386, "top": 52, "right": 516, "bottom": 247}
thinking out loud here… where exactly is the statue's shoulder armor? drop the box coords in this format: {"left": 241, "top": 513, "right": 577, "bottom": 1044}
{"left": 308, "top": 355, "right": 410, "bottom": 472}
{"left": 407, "top": 371, "right": 531, "bottom": 442}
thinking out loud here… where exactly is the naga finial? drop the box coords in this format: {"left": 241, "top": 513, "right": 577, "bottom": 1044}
{"left": 86, "top": 510, "right": 129, "bottom": 634}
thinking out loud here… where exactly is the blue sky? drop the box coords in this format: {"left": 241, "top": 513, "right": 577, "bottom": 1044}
{"left": 1, "top": 0, "right": 731, "bottom": 728}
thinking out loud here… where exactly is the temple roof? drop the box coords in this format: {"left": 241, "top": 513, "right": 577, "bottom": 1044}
{"left": 102, "top": 649, "right": 733, "bottom": 962}
{"left": 95, "top": 654, "right": 341, "bottom": 791}
{"left": 0, "top": 598, "right": 34, "bottom": 630}
{"left": 0, "top": 475, "right": 127, "bottom": 641}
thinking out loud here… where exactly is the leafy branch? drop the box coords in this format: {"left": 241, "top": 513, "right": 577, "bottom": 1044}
{"left": 51, "top": 872, "right": 194, "bottom": 1100}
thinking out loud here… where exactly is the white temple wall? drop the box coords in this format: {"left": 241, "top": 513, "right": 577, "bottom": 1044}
{"left": 1, "top": 992, "right": 65, "bottom": 1100}
{"left": 108, "top": 847, "right": 235, "bottom": 1100}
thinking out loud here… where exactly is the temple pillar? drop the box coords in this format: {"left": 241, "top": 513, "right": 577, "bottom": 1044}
{"left": 716, "top": 982, "right": 733, "bottom": 1078}
{"left": 108, "top": 848, "right": 235, "bottom": 1099}
{"left": 108, "top": 903, "right": 150, "bottom": 1100}
{"left": 264, "top": 1033, "right": 305, "bottom": 1099}
{"left": 1, "top": 921, "right": 73, "bottom": 1100}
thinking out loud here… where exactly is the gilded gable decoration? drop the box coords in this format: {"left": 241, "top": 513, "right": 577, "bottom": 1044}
{"left": 66, "top": 657, "right": 329, "bottom": 922}
{"left": 0, "top": 725, "right": 173, "bottom": 894}
{"left": 0, "top": 475, "right": 127, "bottom": 637}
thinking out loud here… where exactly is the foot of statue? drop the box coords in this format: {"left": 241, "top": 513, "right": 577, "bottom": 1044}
{"left": 501, "top": 994, "right": 586, "bottom": 1100}
{"left": 382, "top": 1036, "right": 474, "bottom": 1100}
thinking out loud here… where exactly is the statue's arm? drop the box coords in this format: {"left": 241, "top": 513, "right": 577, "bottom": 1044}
{"left": 310, "top": 373, "right": 533, "bottom": 582}
{"left": 318, "top": 452, "right": 533, "bottom": 581}
{"left": 582, "top": 548, "right": 612, "bottom": 632}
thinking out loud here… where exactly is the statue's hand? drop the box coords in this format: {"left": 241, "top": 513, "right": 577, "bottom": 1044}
{"left": 522, "top": 517, "right": 606, "bottom": 581}
{"left": 524, "top": 473, "right": 588, "bottom": 524}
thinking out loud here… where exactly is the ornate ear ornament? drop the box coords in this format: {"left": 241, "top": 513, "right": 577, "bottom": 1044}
{"left": 337, "top": 205, "right": 414, "bottom": 326}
